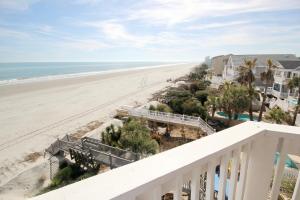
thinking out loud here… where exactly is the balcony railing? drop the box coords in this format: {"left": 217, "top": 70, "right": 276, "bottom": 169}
{"left": 32, "top": 122, "right": 300, "bottom": 200}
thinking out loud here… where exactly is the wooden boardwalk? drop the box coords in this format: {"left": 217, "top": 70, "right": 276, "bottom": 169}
{"left": 119, "top": 107, "right": 216, "bottom": 135}
{"left": 46, "top": 135, "right": 140, "bottom": 169}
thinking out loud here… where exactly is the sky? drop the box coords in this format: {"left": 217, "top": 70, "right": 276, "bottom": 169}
{"left": 0, "top": 0, "right": 299, "bottom": 62}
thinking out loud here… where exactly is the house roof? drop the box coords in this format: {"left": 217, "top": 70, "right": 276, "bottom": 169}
{"left": 278, "top": 60, "right": 300, "bottom": 70}
{"left": 229, "top": 54, "right": 298, "bottom": 67}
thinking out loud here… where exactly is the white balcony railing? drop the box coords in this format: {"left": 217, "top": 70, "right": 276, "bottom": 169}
{"left": 32, "top": 122, "right": 300, "bottom": 200}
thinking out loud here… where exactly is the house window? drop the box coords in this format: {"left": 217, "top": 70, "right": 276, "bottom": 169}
{"left": 293, "top": 73, "right": 297, "bottom": 77}
{"left": 287, "top": 72, "right": 291, "bottom": 78}
{"left": 273, "top": 83, "right": 281, "bottom": 92}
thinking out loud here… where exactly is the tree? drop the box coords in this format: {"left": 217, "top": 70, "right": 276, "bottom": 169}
{"left": 258, "top": 59, "right": 277, "bottom": 121}
{"left": 288, "top": 76, "right": 300, "bottom": 126}
{"left": 195, "top": 90, "right": 209, "bottom": 105}
{"left": 120, "top": 119, "right": 159, "bottom": 154}
{"left": 188, "top": 64, "right": 208, "bottom": 81}
{"left": 231, "top": 85, "right": 250, "bottom": 120}
{"left": 101, "top": 124, "right": 122, "bottom": 147}
{"left": 181, "top": 98, "right": 208, "bottom": 119}
{"left": 165, "top": 89, "right": 192, "bottom": 113}
{"left": 218, "top": 82, "right": 249, "bottom": 122}
{"left": 205, "top": 95, "right": 219, "bottom": 118}
{"left": 189, "top": 80, "right": 211, "bottom": 94}
{"left": 265, "top": 107, "right": 286, "bottom": 124}
{"left": 218, "top": 82, "right": 234, "bottom": 121}
{"left": 237, "top": 59, "right": 257, "bottom": 121}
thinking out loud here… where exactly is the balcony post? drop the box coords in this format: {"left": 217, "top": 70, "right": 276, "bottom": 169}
{"left": 270, "top": 138, "right": 288, "bottom": 200}
{"left": 243, "top": 136, "right": 278, "bottom": 200}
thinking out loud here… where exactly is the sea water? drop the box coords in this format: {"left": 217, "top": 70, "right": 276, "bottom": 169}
{"left": 0, "top": 62, "right": 177, "bottom": 85}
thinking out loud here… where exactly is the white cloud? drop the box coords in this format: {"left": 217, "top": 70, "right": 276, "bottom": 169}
{"left": 81, "top": 20, "right": 187, "bottom": 48}
{"left": 60, "top": 39, "right": 109, "bottom": 51}
{"left": 73, "top": 0, "right": 102, "bottom": 5}
{"left": 187, "top": 20, "right": 250, "bottom": 30}
{"left": 0, "top": 0, "right": 39, "bottom": 10}
{"left": 0, "top": 27, "right": 29, "bottom": 39}
{"left": 129, "top": 0, "right": 300, "bottom": 26}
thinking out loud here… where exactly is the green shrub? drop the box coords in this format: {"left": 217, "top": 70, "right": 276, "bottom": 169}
{"left": 120, "top": 119, "right": 159, "bottom": 154}
{"left": 182, "top": 98, "right": 208, "bottom": 119}
{"left": 195, "top": 90, "right": 208, "bottom": 105}
{"left": 149, "top": 105, "right": 156, "bottom": 111}
{"left": 156, "top": 104, "right": 172, "bottom": 113}
{"left": 101, "top": 124, "right": 122, "bottom": 147}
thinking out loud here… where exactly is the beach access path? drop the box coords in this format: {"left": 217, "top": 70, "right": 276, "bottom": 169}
{"left": 0, "top": 63, "right": 194, "bottom": 190}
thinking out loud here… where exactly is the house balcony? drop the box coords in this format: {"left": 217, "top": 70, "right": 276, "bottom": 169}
{"left": 32, "top": 122, "right": 300, "bottom": 200}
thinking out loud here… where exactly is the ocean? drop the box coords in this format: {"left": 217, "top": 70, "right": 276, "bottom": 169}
{"left": 0, "top": 62, "right": 177, "bottom": 85}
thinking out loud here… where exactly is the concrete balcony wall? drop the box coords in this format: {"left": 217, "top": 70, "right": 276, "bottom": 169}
{"left": 31, "top": 122, "right": 300, "bottom": 200}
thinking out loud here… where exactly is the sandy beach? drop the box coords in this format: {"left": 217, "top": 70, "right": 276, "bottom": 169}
{"left": 0, "top": 63, "right": 194, "bottom": 199}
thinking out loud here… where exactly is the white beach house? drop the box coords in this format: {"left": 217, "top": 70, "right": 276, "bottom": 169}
{"left": 221, "top": 54, "right": 299, "bottom": 89}
{"left": 272, "top": 60, "right": 300, "bottom": 100}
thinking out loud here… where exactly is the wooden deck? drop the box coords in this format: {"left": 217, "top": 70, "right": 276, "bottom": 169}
{"left": 46, "top": 135, "right": 140, "bottom": 169}
{"left": 118, "top": 107, "right": 216, "bottom": 135}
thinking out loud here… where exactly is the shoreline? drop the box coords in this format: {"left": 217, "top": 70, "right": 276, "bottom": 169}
{"left": 0, "top": 63, "right": 195, "bottom": 199}
{"left": 0, "top": 62, "right": 189, "bottom": 86}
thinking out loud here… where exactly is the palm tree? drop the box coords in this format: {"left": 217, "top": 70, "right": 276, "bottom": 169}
{"left": 218, "top": 82, "right": 249, "bottom": 123}
{"left": 258, "top": 59, "right": 277, "bottom": 121}
{"left": 205, "top": 95, "right": 219, "bottom": 118}
{"left": 288, "top": 77, "right": 300, "bottom": 126}
{"left": 265, "top": 107, "right": 286, "bottom": 124}
{"left": 101, "top": 124, "right": 122, "bottom": 147}
{"left": 237, "top": 59, "right": 257, "bottom": 121}
{"left": 231, "top": 85, "right": 250, "bottom": 120}
{"left": 219, "top": 82, "right": 234, "bottom": 122}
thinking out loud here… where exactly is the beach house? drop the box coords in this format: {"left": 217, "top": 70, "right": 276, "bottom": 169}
{"left": 270, "top": 60, "right": 300, "bottom": 112}
{"left": 272, "top": 60, "right": 300, "bottom": 99}
{"left": 221, "top": 54, "right": 299, "bottom": 89}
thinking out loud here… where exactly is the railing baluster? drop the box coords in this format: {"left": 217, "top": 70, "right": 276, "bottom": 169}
{"left": 191, "top": 167, "right": 202, "bottom": 200}
{"left": 228, "top": 148, "right": 240, "bottom": 200}
{"left": 218, "top": 154, "right": 230, "bottom": 200}
{"left": 270, "top": 138, "right": 288, "bottom": 200}
{"left": 235, "top": 144, "right": 250, "bottom": 200}
{"left": 206, "top": 161, "right": 216, "bottom": 200}
{"left": 173, "top": 176, "right": 183, "bottom": 200}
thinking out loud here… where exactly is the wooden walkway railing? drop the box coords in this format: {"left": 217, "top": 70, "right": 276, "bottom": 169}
{"left": 46, "top": 135, "right": 140, "bottom": 169}
{"left": 121, "top": 107, "right": 216, "bottom": 135}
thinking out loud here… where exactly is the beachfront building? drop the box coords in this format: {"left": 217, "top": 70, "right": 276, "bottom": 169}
{"left": 221, "top": 54, "right": 299, "bottom": 90}
{"left": 209, "top": 55, "right": 231, "bottom": 88}
{"left": 270, "top": 60, "right": 300, "bottom": 112}
{"left": 272, "top": 60, "right": 300, "bottom": 99}
{"left": 32, "top": 122, "right": 300, "bottom": 200}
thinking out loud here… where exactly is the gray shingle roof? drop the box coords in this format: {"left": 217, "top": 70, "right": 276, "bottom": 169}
{"left": 230, "top": 54, "right": 298, "bottom": 67}
{"left": 278, "top": 60, "right": 300, "bottom": 69}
